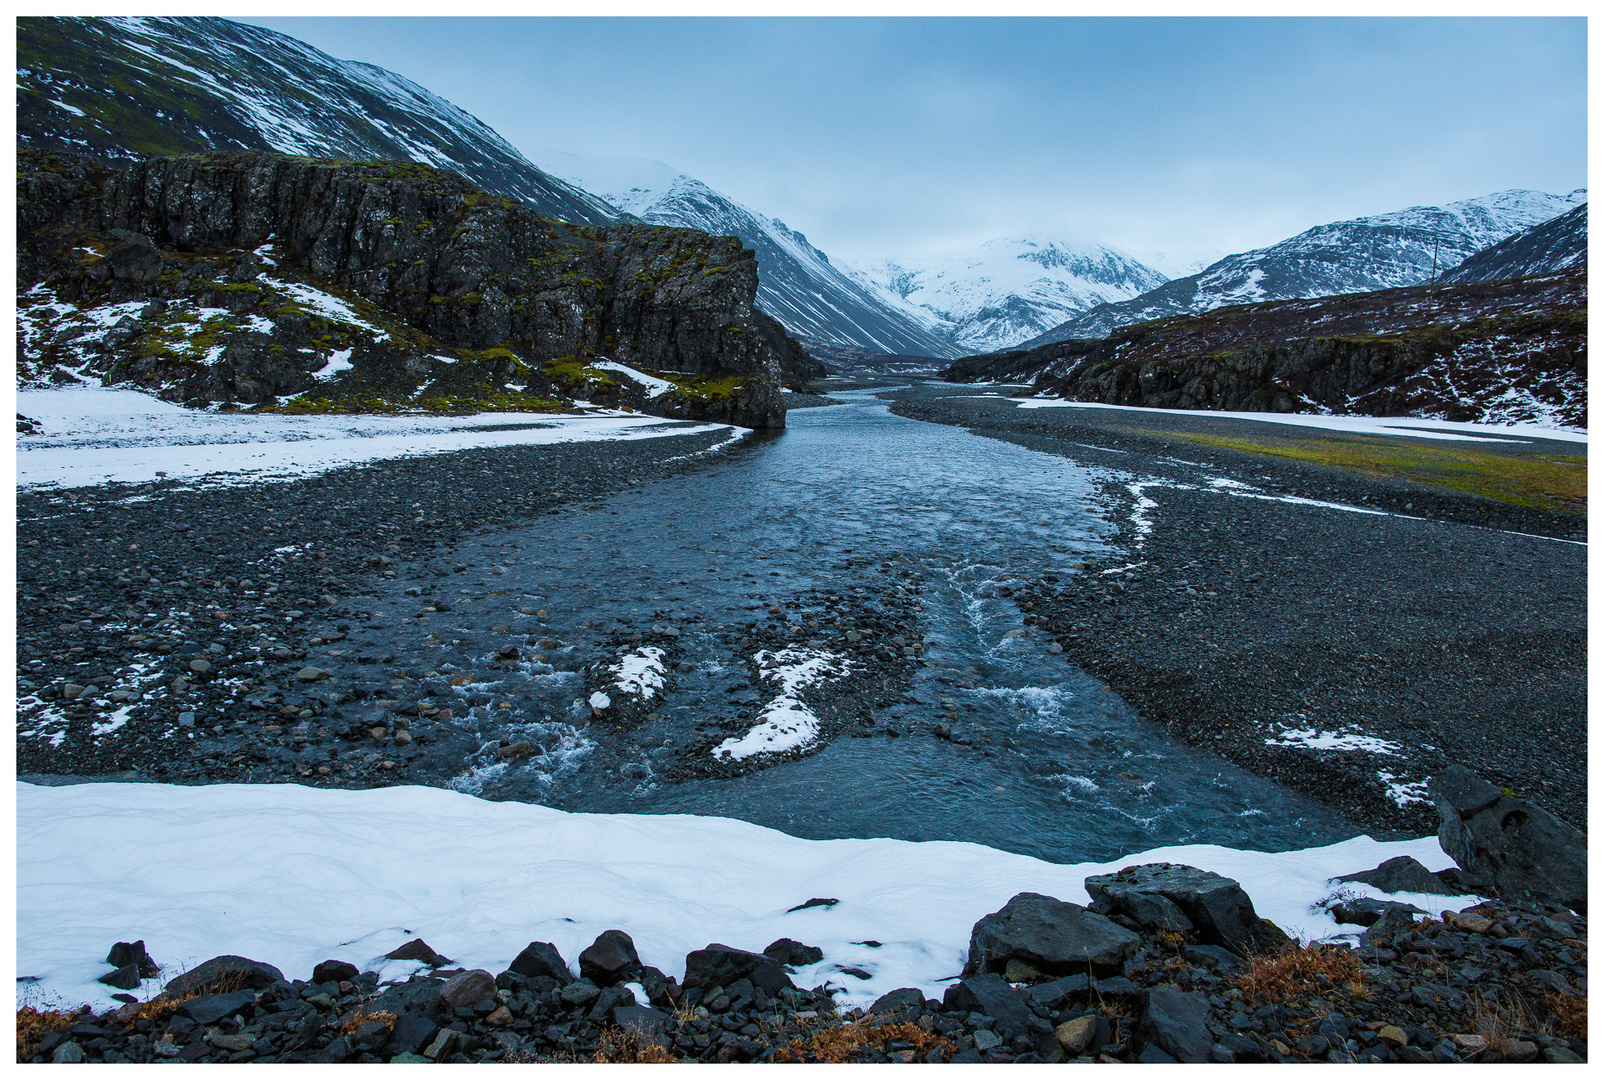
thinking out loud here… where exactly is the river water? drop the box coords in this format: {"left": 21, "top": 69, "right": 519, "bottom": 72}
{"left": 348, "top": 386, "right": 1356, "bottom": 862}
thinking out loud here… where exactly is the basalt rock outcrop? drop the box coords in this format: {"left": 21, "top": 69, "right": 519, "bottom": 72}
{"left": 1431, "top": 766, "right": 1587, "bottom": 914}
{"left": 942, "top": 271, "right": 1586, "bottom": 428}
{"left": 17, "top": 150, "right": 793, "bottom": 427}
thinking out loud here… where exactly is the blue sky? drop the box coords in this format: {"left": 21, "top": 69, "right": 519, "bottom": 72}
{"left": 247, "top": 16, "right": 1586, "bottom": 264}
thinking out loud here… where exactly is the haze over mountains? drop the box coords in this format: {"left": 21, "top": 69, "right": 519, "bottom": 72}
{"left": 14, "top": 14, "right": 1589, "bottom": 369}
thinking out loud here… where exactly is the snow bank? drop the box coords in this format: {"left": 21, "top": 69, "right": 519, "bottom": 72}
{"left": 1011, "top": 397, "right": 1587, "bottom": 443}
{"left": 16, "top": 781, "right": 1476, "bottom": 1012}
{"left": 16, "top": 386, "right": 739, "bottom": 490}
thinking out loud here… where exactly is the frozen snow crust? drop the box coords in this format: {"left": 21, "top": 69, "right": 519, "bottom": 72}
{"left": 17, "top": 779, "right": 1470, "bottom": 1015}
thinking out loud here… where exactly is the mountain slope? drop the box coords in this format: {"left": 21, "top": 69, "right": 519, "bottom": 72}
{"left": 841, "top": 238, "right": 1169, "bottom": 354}
{"left": 536, "top": 151, "right": 960, "bottom": 359}
{"left": 1020, "top": 190, "right": 1587, "bottom": 346}
{"left": 946, "top": 270, "right": 1585, "bottom": 429}
{"left": 1441, "top": 203, "right": 1588, "bottom": 285}
{"left": 17, "top": 15, "right": 617, "bottom": 226}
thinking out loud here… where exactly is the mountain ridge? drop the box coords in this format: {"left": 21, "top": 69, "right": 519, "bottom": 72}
{"left": 1018, "top": 189, "right": 1587, "bottom": 347}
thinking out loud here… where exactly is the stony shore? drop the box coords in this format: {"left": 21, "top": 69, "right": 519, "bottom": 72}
{"left": 888, "top": 389, "right": 1587, "bottom": 838}
{"left": 20, "top": 863, "right": 1587, "bottom": 1064}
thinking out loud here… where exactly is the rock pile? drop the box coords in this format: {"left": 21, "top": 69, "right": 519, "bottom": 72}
{"left": 22, "top": 849, "right": 1587, "bottom": 1064}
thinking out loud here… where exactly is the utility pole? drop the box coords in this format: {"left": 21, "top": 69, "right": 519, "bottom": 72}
{"left": 1427, "top": 236, "right": 1439, "bottom": 313}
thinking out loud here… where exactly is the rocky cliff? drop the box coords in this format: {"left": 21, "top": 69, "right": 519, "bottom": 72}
{"left": 943, "top": 271, "right": 1585, "bottom": 429}
{"left": 18, "top": 150, "right": 794, "bottom": 427}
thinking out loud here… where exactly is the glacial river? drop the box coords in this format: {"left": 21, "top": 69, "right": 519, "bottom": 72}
{"left": 349, "top": 385, "right": 1355, "bottom": 862}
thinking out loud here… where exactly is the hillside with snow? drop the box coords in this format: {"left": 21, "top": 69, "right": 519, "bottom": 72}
{"left": 537, "top": 150, "right": 959, "bottom": 360}
{"left": 17, "top": 15, "right": 617, "bottom": 226}
{"left": 1021, "top": 189, "right": 1587, "bottom": 346}
{"left": 1442, "top": 202, "right": 1588, "bottom": 285}
{"left": 842, "top": 239, "right": 1169, "bottom": 354}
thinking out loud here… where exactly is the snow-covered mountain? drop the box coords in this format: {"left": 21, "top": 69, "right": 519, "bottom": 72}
{"left": 17, "top": 15, "right": 616, "bottom": 225}
{"left": 535, "top": 150, "right": 959, "bottom": 359}
{"left": 841, "top": 238, "right": 1169, "bottom": 355}
{"left": 1441, "top": 202, "right": 1588, "bottom": 285}
{"left": 1020, "top": 189, "right": 1588, "bottom": 348}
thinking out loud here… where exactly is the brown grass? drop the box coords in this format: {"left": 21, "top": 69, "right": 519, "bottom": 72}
{"left": 340, "top": 1004, "right": 398, "bottom": 1037}
{"left": 589, "top": 1024, "right": 675, "bottom": 1063}
{"left": 776, "top": 1017, "right": 954, "bottom": 1064}
{"left": 16, "top": 1007, "right": 76, "bottom": 1060}
{"left": 127, "top": 968, "right": 253, "bottom": 1026}
{"left": 1469, "top": 989, "right": 1526, "bottom": 1051}
{"left": 1545, "top": 992, "right": 1586, "bottom": 1040}
{"left": 1232, "top": 943, "right": 1368, "bottom": 1004}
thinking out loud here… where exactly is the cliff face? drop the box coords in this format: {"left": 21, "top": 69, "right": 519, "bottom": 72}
{"left": 943, "top": 272, "right": 1586, "bottom": 429}
{"left": 18, "top": 151, "right": 791, "bottom": 427}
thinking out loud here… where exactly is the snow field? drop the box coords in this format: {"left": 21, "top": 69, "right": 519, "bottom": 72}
{"left": 16, "top": 387, "right": 739, "bottom": 490}
{"left": 16, "top": 781, "right": 1478, "bottom": 1013}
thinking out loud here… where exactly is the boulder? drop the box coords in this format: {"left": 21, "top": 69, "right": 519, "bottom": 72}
{"left": 1330, "top": 897, "right": 1425, "bottom": 928}
{"left": 98, "top": 964, "right": 143, "bottom": 990}
{"left": 1137, "top": 987, "right": 1214, "bottom": 1063}
{"left": 942, "top": 972, "right": 1035, "bottom": 1041}
{"left": 869, "top": 987, "right": 927, "bottom": 1015}
{"left": 159, "top": 955, "right": 285, "bottom": 999}
{"left": 440, "top": 969, "right": 497, "bottom": 1011}
{"left": 1085, "top": 864, "right": 1290, "bottom": 957}
{"left": 578, "top": 929, "right": 641, "bottom": 986}
{"left": 312, "top": 960, "right": 359, "bottom": 985}
{"left": 611, "top": 1004, "right": 673, "bottom": 1050}
{"left": 763, "top": 937, "right": 824, "bottom": 968}
{"left": 1432, "top": 766, "right": 1587, "bottom": 913}
{"left": 105, "top": 940, "right": 160, "bottom": 977}
{"left": 963, "top": 892, "right": 1140, "bottom": 979}
{"left": 1338, "top": 856, "right": 1456, "bottom": 896}
{"left": 508, "top": 941, "right": 573, "bottom": 985}
{"left": 384, "top": 939, "right": 452, "bottom": 966}
{"left": 682, "top": 944, "right": 794, "bottom": 998}
{"left": 179, "top": 990, "right": 257, "bottom": 1025}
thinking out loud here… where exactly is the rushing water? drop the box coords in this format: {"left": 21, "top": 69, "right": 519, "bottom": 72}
{"left": 347, "top": 386, "right": 1356, "bottom": 862}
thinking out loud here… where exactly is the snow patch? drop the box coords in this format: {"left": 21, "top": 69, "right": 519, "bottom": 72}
{"left": 713, "top": 648, "right": 851, "bottom": 761}
{"left": 1267, "top": 727, "right": 1403, "bottom": 755}
{"left": 611, "top": 647, "right": 667, "bottom": 700}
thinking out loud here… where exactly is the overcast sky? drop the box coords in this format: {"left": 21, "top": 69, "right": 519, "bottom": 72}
{"left": 247, "top": 16, "right": 1586, "bottom": 264}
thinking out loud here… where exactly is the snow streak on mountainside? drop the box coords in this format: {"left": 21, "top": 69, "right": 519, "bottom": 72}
{"left": 843, "top": 239, "right": 1169, "bottom": 354}
{"left": 17, "top": 15, "right": 616, "bottom": 226}
{"left": 1442, "top": 203, "right": 1588, "bottom": 285}
{"left": 1020, "top": 189, "right": 1588, "bottom": 348}
{"left": 537, "top": 150, "right": 961, "bottom": 359}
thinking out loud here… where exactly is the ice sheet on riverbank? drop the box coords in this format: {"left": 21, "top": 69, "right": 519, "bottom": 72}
{"left": 17, "top": 781, "right": 1476, "bottom": 1012}
{"left": 1004, "top": 396, "right": 1588, "bottom": 443}
{"left": 15, "top": 387, "right": 739, "bottom": 490}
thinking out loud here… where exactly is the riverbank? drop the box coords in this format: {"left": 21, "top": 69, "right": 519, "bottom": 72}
{"left": 888, "top": 389, "right": 1587, "bottom": 838}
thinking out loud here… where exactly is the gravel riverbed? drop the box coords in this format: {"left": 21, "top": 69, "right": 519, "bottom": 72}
{"left": 889, "top": 390, "right": 1587, "bottom": 838}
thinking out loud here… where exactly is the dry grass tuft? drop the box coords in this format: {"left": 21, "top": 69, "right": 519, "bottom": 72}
{"left": 591, "top": 1024, "right": 675, "bottom": 1063}
{"left": 1232, "top": 943, "right": 1368, "bottom": 1004}
{"left": 776, "top": 1016, "right": 954, "bottom": 1063}
{"left": 341, "top": 1004, "right": 398, "bottom": 1036}
{"left": 128, "top": 969, "right": 253, "bottom": 1026}
{"left": 1545, "top": 992, "right": 1586, "bottom": 1040}
{"left": 16, "top": 1007, "right": 76, "bottom": 1060}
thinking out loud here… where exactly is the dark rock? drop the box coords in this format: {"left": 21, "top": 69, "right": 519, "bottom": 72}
{"left": 763, "top": 937, "right": 824, "bottom": 968}
{"left": 786, "top": 897, "right": 838, "bottom": 912}
{"left": 1027, "top": 973, "right": 1089, "bottom": 1009}
{"left": 1182, "top": 944, "right": 1245, "bottom": 974}
{"left": 870, "top": 987, "right": 926, "bottom": 1015}
{"left": 1339, "top": 856, "right": 1457, "bottom": 896}
{"left": 180, "top": 990, "right": 257, "bottom": 1026}
{"left": 98, "top": 963, "right": 142, "bottom": 990}
{"left": 311, "top": 960, "right": 359, "bottom": 985}
{"left": 160, "top": 955, "right": 285, "bottom": 998}
{"left": 105, "top": 940, "right": 160, "bottom": 977}
{"left": 578, "top": 930, "right": 641, "bottom": 986}
{"left": 384, "top": 939, "right": 451, "bottom": 966}
{"left": 1085, "top": 863, "right": 1290, "bottom": 956}
{"left": 374, "top": 977, "right": 447, "bottom": 1023}
{"left": 942, "top": 972, "right": 1034, "bottom": 1041}
{"left": 963, "top": 891, "right": 1140, "bottom": 978}
{"left": 1361, "top": 903, "right": 1421, "bottom": 945}
{"left": 440, "top": 969, "right": 497, "bottom": 1011}
{"left": 1137, "top": 988, "right": 1214, "bottom": 1064}
{"left": 611, "top": 1005, "right": 673, "bottom": 1050}
{"left": 390, "top": 1012, "right": 440, "bottom": 1056}
{"left": 1331, "top": 897, "right": 1427, "bottom": 928}
{"left": 682, "top": 944, "right": 794, "bottom": 998}
{"left": 507, "top": 941, "right": 572, "bottom": 985}
{"left": 1432, "top": 766, "right": 1587, "bottom": 913}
